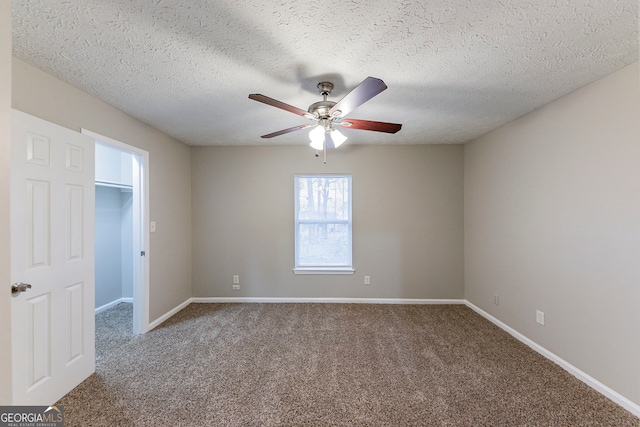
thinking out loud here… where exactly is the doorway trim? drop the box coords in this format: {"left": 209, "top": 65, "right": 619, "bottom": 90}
{"left": 82, "top": 129, "right": 150, "bottom": 334}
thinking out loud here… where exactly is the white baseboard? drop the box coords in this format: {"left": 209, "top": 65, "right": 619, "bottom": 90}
{"left": 465, "top": 301, "right": 640, "bottom": 418}
{"left": 95, "top": 297, "right": 133, "bottom": 314}
{"left": 147, "top": 298, "right": 192, "bottom": 331}
{"left": 191, "top": 297, "right": 466, "bottom": 305}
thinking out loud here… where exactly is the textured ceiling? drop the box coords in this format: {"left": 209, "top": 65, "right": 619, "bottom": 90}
{"left": 11, "top": 0, "right": 639, "bottom": 146}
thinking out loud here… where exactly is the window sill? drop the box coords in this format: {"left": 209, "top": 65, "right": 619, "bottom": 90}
{"left": 293, "top": 268, "right": 355, "bottom": 275}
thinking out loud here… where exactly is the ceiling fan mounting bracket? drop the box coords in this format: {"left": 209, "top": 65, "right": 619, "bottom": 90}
{"left": 316, "top": 82, "right": 334, "bottom": 96}
{"left": 308, "top": 81, "right": 337, "bottom": 118}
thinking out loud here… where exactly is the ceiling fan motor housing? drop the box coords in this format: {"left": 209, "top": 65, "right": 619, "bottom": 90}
{"left": 308, "top": 100, "right": 336, "bottom": 118}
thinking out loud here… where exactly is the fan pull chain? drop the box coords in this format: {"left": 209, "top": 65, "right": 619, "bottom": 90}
{"left": 323, "top": 141, "right": 327, "bottom": 164}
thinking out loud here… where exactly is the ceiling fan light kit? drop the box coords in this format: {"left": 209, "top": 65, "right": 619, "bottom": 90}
{"left": 248, "top": 76, "right": 402, "bottom": 161}
{"left": 308, "top": 123, "right": 327, "bottom": 150}
{"left": 328, "top": 128, "right": 347, "bottom": 147}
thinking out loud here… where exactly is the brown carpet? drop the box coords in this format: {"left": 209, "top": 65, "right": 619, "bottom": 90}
{"left": 58, "top": 303, "right": 639, "bottom": 426}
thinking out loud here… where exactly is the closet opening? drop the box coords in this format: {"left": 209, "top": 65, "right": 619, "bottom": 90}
{"left": 84, "top": 129, "right": 150, "bottom": 335}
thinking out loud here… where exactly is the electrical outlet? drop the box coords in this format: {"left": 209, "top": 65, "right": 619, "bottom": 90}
{"left": 233, "top": 275, "right": 239, "bottom": 284}
{"left": 232, "top": 284, "right": 240, "bottom": 291}
{"left": 536, "top": 310, "right": 545, "bottom": 326}
{"left": 364, "top": 276, "right": 371, "bottom": 285}
{"left": 493, "top": 294, "right": 499, "bottom": 305}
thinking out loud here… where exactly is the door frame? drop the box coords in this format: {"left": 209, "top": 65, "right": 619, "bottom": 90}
{"left": 82, "top": 129, "right": 150, "bottom": 334}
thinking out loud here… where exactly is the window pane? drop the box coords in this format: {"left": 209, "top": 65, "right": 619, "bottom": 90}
{"left": 295, "top": 174, "right": 352, "bottom": 270}
{"left": 297, "top": 177, "right": 350, "bottom": 221}
{"left": 297, "top": 223, "right": 350, "bottom": 266}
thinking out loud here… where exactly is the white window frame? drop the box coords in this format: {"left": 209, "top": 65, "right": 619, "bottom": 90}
{"left": 293, "top": 174, "right": 354, "bottom": 275}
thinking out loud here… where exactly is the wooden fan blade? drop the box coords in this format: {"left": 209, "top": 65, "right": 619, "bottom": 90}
{"left": 261, "top": 124, "right": 313, "bottom": 138}
{"left": 329, "top": 77, "right": 387, "bottom": 117}
{"left": 339, "top": 119, "right": 402, "bottom": 133}
{"left": 249, "top": 94, "right": 311, "bottom": 117}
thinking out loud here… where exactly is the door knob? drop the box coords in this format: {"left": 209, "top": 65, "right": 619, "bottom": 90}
{"left": 11, "top": 282, "right": 32, "bottom": 295}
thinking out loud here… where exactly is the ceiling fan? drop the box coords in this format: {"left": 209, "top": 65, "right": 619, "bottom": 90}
{"left": 248, "top": 77, "right": 402, "bottom": 151}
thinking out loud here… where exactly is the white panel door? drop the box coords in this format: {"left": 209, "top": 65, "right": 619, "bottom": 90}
{"left": 10, "top": 110, "right": 95, "bottom": 405}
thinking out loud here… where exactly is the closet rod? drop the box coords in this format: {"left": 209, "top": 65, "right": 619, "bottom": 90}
{"left": 95, "top": 180, "right": 133, "bottom": 190}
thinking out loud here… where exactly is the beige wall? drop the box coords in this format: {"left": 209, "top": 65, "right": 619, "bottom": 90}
{"left": 191, "top": 144, "right": 464, "bottom": 299}
{"left": 464, "top": 62, "right": 640, "bottom": 405}
{"left": 12, "top": 58, "right": 192, "bottom": 322}
{"left": 0, "top": 1, "right": 13, "bottom": 405}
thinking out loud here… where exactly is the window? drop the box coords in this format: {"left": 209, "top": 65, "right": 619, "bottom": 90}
{"left": 294, "top": 175, "right": 353, "bottom": 274}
